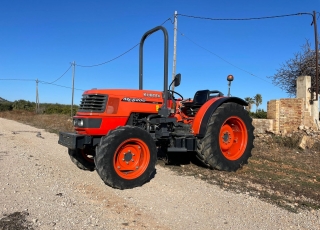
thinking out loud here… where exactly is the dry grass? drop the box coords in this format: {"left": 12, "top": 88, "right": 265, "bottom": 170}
{"left": 0, "top": 110, "right": 74, "bottom": 133}
{"left": 1, "top": 110, "right": 319, "bottom": 212}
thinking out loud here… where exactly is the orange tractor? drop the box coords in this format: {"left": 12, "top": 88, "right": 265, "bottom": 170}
{"left": 58, "top": 26, "right": 254, "bottom": 189}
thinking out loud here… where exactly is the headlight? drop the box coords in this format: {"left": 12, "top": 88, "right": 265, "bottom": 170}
{"left": 73, "top": 119, "right": 84, "bottom": 127}
{"left": 78, "top": 119, "right": 84, "bottom": 127}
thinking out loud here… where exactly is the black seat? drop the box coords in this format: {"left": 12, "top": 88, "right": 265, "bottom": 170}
{"left": 183, "top": 90, "right": 224, "bottom": 107}
{"left": 181, "top": 90, "right": 224, "bottom": 116}
{"left": 193, "top": 90, "right": 210, "bottom": 106}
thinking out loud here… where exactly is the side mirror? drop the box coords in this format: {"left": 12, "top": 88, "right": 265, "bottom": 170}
{"left": 174, "top": 73, "right": 181, "bottom": 87}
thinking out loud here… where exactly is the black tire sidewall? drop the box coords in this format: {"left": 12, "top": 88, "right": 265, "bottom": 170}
{"left": 208, "top": 103, "right": 254, "bottom": 171}
{"left": 95, "top": 126, "right": 157, "bottom": 189}
{"left": 68, "top": 148, "right": 95, "bottom": 171}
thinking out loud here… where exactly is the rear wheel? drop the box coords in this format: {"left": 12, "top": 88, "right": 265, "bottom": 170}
{"left": 68, "top": 147, "right": 95, "bottom": 171}
{"left": 196, "top": 102, "right": 254, "bottom": 171}
{"left": 95, "top": 126, "right": 157, "bottom": 189}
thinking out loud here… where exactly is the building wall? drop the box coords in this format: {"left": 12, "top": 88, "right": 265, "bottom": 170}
{"left": 267, "top": 100, "right": 279, "bottom": 133}
{"left": 278, "top": 98, "right": 304, "bottom": 133}
{"left": 262, "top": 76, "right": 319, "bottom": 134}
{"left": 267, "top": 98, "right": 317, "bottom": 134}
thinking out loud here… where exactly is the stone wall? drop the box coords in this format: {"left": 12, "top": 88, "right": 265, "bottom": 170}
{"left": 263, "top": 76, "right": 319, "bottom": 134}
{"left": 267, "top": 98, "right": 318, "bottom": 134}
{"left": 278, "top": 98, "right": 304, "bottom": 133}
{"left": 252, "top": 119, "right": 273, "bottom": 134}
{"left": 267, "top": 100, "right": 279, "bottom": 133}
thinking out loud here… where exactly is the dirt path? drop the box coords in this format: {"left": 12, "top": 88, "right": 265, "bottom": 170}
{"left": 0, "top": 118, "right": 319, "bottom": 230}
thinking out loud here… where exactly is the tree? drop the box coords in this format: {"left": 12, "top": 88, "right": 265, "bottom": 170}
{"left": 254, "top": 94, "right": 262, "bottom": 112}
{"left": 244, "top": 97, "right": 254, "bottom": 111}
{"left": 268, "top": 41, "right": 319, "bottom": 97}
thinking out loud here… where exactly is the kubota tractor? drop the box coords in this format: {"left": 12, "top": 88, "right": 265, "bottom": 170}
{"left": 58, "top": 26, "right": 254, "bottom": 189}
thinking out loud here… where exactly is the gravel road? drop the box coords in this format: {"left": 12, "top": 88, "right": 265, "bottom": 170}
{"left": 0, "top": 117, "right": 319, "bottom": 230}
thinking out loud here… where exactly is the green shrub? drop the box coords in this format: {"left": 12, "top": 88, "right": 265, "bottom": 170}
{"left": 12, "top": 100, "right": 35, "bottom": 111}
{"left": 2, "top": 99, "right": 79, "bottom": 115}
{"left": 249, "top": 109, "right": 267, "bottom": 119}
{"left": 42, "top": 103, "right": 78, "bottom": 115}
{"left": 0, "top": 102, "right": 13, "bottom": 111}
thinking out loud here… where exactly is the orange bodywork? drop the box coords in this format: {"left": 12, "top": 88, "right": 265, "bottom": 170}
{"left": 191, "top": 97, "right": 223, "bottom": 135}
{"left": 74, "top": 88, "right": 228, "bottom": 138}
{"left": 174, "top": 97, "right": 223, "bottom": 135}
{"left": 75, "top": 89, "right": 165, "bottom": 136}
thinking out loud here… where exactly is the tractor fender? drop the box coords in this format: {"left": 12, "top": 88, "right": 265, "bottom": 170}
{"left": 191, "top": 97, "right": 248, "bottom": 137}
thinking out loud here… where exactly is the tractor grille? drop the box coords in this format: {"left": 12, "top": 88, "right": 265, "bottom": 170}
{"left": 78, "top": 94, "right": 108, "bottom": 113}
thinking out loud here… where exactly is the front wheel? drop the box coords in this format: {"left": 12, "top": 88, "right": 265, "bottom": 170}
{"left": 95, "top": 126, "right": 157, "bottom": 189}
{"left": 68, "top": 147, "right": 95, "bottom": 171}
{"left": 196, "top": 102, "right": 254, "bottom": 171}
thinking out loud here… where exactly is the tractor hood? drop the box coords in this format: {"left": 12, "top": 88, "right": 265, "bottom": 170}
{"left": 83, "top": 89, "right": 163, "bottom": 99}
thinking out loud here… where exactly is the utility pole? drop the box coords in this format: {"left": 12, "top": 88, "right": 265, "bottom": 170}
{"left": 171, "top": 11, "right": 178, "bottom": 91}
{"left": 35, "top": 79, "right": 39, "bottom": 113}
{"left": 312, "top": 11, "right": 319, "bottom": 101}
{"left": 71, "top": 61, "right": 75, "bottom": 117}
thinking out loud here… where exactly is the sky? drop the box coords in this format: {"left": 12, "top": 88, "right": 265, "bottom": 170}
{"left": 0, "top": 0, "right": 319, "bottom": 110}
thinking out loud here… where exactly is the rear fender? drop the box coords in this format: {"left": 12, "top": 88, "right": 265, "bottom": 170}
{"left": 191, "top": 97, "right": 248, "bottom": 137}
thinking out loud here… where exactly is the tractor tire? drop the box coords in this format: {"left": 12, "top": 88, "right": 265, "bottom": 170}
{"left": 68, "top": 148, "right": 95, "bottom": 171}
{"left": 196, "top": 102, "right": 254, "bottom": 171}
{"left": 95, "top": 126, "right": 157, "bottom": 189}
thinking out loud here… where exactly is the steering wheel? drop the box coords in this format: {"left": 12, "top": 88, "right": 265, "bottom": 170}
{"left": 168, "top": 90, "right": 184, "bottom": 100}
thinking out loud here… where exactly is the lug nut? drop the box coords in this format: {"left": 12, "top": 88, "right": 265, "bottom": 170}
{"left": 117, "top": 166, "right": 120, "bottom": 169}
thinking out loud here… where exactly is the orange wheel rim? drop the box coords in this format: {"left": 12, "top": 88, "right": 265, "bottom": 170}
{"left": 113, "top": 138, "right": 150, "bottom": 180}
{"left": 219, "top": 116, "right": 248, "bottom": 160}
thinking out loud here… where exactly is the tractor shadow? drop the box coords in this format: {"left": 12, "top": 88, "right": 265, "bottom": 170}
{"left": 156, "top": 148, "right": 208, "bottom": 169}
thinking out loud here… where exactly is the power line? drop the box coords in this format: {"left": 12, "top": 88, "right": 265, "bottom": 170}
{"left": 0, "top": 78, "right": 35, "bottom": 81}
{"left": 49, "top": 64, "right": 73, "bottom": 84}
{"left": 178, "top": 30, "right": 273, "bottom": 84}
{"left": 161, "top": 17, "right": 174, "bottom": 25}
{"left": 76, "top": 43, "right": 140, "bottom": 67}
{"left": 178, "top": 12, "right": 313, "bottom": 21}
{"left": 0, "top": 78, "right": 84, "bottom": 90}
{"left": 38, "top": 80, "right": 85, "bottom": 91}
{"left": 76, "top": 17, "right": 173, "bottom": 68}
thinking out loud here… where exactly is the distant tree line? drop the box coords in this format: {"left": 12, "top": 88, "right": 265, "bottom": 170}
{"left": 0, "top": 99, "right": 78, "bottom": 115}
{"left": 244, "top": 94, "right": 267, "bottom": 119}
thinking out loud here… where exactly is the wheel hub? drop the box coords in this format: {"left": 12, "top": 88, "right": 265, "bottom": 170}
{"left": 222, "top": 132, "right": 231, "bottom": 143}
{"left": 124, "top": 151, "right": 133, "bottom": 162}
{"left": 220, "top": 124, "right": 234, "bottom": 150}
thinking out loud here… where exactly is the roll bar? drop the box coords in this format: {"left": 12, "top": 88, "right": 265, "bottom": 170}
{"left": 139, "top": 26, "right": 169, "bottom": 114}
